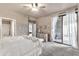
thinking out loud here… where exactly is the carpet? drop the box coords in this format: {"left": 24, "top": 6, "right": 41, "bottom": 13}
{"left": 40, "top": 42, "right": 79, "bottom": 56}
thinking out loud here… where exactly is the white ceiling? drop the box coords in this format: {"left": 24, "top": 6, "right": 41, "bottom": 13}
{"left": 0, "top": 3, "right": 77, "bottom": 18}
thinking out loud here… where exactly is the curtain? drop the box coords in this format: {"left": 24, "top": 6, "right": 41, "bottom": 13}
{"left": 63, "top": 15, "right": 70, "bottom": 45}
{"left": 52, "top": 16, "right": 62, "bottom": 42}
{"left": 51, "top": 16, "right": 58, "bottom": 41}
{"left": 65, "top": 12, "right": 77, "bottom": 48}
{"left": 63, "top": 12, "right": 77, "bottom": 48}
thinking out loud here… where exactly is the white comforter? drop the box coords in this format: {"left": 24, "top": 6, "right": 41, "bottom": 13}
{"left": 0, "top": 36, "right": 42, "bottom": 56}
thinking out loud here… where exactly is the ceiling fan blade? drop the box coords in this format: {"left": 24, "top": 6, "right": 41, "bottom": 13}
{"left": 21, "top": 3, "right": 46, "bottom": 10}
{"left": 21, "top": 4, "right": 32, "bottom": 8}
{"left": 37, "top": 3, "right": 46, "bottom": 8}
{"left": 39, "top": 6, "right": 46, "bottom": 8}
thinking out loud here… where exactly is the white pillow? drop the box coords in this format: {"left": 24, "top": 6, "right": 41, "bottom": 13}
{"left": 28, "top": 36, "right": 39, "bottom": 42}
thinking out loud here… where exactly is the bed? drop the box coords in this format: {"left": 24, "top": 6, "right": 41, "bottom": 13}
{"left": 0, "top": 35, "right": 42, "bottom": 56}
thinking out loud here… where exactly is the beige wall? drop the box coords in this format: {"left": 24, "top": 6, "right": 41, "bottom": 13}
{"left": 0, "top": 7, "right": 36, "bottom": 36}
{"left": 36, "top": 16, "right": 51, "bottom": 35}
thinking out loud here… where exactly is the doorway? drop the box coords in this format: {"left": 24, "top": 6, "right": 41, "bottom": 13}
{"left": 28, "top": 20, "right": 36, "bottom": 37}
{"left": 2, "top": 21, "right": 11, "bottom": 37}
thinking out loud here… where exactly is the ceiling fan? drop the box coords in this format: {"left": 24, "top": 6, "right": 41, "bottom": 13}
{"left": 23, "top": 3, "right": 45, "bottom": 8}
{"left": 22, "top": 3, "right": 46, "bottom": 11}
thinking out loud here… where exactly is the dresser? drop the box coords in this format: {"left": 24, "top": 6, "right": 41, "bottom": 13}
{"left": 37, "top": 33, "right": 48, "bottom": 42}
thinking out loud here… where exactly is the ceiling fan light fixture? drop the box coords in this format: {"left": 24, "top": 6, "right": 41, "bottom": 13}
{"left": 32, "top": 7, "right": 38, "bottom": 12}
{"left": 32, "top": 3, "right": 38, "bottom": 8}
{"left": 21, "top": 3, "right": 45, "bottom": 12}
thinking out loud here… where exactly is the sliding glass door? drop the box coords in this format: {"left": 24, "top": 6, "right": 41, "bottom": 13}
{"left": 52, "top": 11, "right": 78, "bottom": 48}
